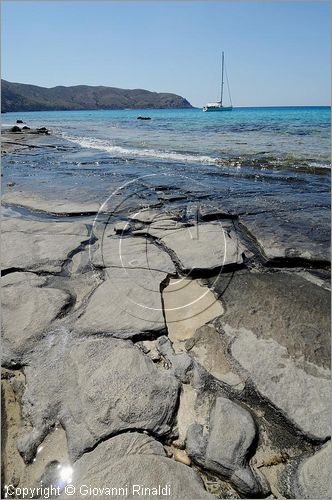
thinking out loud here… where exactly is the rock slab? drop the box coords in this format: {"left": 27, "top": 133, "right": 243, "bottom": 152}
{"left": 186, "top": 396, "right": 262, "bottom": 496}
{"left": 19, "top": 334, "right": 180, "bottom": 462}
{"left": 1, "top": 272, "right": 72, "bottom": 365}
{"left": 75, "top": 267, "right": 168, "bottom": 338}
{"left": 231, "top": 329, "right": 331, "bottom": 440}
{"left": 2, "top": 218, "right": 91, "bottom": 273}
{"left": 240, "top": 209, "right": 330, "bottom": 264}
{"left": 60, "top": 432, "right": 213, "bottom": 499}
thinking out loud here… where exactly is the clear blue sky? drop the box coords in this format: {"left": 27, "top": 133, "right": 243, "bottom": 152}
{"left": 2, "top": 1, "right": 330, "bottom": 107}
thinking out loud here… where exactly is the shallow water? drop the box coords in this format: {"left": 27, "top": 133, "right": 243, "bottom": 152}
{"left": 2, "top": 107, "right": 331, "bottom": 214}
{"left": 2, "top": 107, "right": 331, "bottom": 166}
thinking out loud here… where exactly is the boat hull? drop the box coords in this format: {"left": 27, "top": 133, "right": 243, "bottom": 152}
{"left": 203, "top": 106, "right": 233, "bottom": 112}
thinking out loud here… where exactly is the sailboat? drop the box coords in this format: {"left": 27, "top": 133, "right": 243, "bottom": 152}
{"left": 203, "top": 52, "right": 233, "bottom": 112}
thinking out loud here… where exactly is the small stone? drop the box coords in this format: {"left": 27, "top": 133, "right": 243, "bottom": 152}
{"left": 114, "top": 221, "right": 131, "bottom": 234}
{"left": 172, "top": 439, "right": 185, "bottom": 450}
{"left": 173, "top": 448, "right": 191, "bottom": 466}
{"left": 141, "top": 340, "right": 160, "bottom": 361}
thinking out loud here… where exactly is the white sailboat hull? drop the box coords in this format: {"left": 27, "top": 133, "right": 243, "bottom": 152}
{"left": 203, "top": 105, "right": 233, "bottom": 112}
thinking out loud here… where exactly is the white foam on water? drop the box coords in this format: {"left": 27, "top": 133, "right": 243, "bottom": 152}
{"left": 61, "top": 133, "right": 218, "bottom": 165}
{"left": 307, "top": 160, "right": 331, "bottom": 169}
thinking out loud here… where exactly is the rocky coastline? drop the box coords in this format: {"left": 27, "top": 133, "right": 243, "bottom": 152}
{"left": 1, "top": 129, "right": 331, "bottom": 499}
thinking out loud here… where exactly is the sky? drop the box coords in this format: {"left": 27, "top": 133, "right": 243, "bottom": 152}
{"left": 1, "top": 1, "right": 330, "bottom": 107}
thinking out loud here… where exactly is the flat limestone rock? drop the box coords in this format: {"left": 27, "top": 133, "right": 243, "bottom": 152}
{"left": 157, "top": 222, "right": 248, "bottom": 273}
{"left": 197, "top": 191, "right": 325, "bottom": 220}
{"left": 1, "top": 272, "right": 72, "bottom": 365}
{"left": 186, "top": 397, "right": 262, "bottom": 496}
{"left": 61, "top": 433, "right": 213, "bottom": 499}
{"left": 2, "top": 218, "right": 91, "bottom": 273}
{"left": 18, "top": 334, "right": 180, "bottom": 462}
{"left": 294, "top": 442, "right": 331, "bottom": 499}
{"left": 209, "top": 270, "right": 330, "bottom": 369}
{"left": 208, "top": 270, "right": 331, "bottom": 440}
{"left": 75, "top": 267, "right": 168, "bottom": 337}
{"left": 93, "top": 235, "right": 175, "bottom": 274}
{"left": 176, "top": 384, "right": 198, "bottom": 445}
{"left": 128, "top": 208, "right": 169, "bottom": 223}
{"left": 163, "top": 278, "right": 224, "bottom": 346}
{"left": 231, "top": 328, "right": 331, "bottom": 440}
{"left": 199, "top": 203, "right": 238, "bottom": 220}
{"left": 240, "top": 209, "right": 330, "bottom": 263}
{"left": 2, "top": 191, "right": 101, "bottom": 215}
{"left": 185, "top": 324, "right": 244, "bottom": 389}
{"left": 132, "top": 218, "right": 191, "bottom": 239}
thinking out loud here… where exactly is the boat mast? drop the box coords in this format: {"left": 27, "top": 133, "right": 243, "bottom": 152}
{"left": 220, "top": 51, "right": 224, "bottom": 106}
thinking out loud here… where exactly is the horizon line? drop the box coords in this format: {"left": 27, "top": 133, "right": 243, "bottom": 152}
{"left": 2, "top": 105, "right": 331, "bottom": 114}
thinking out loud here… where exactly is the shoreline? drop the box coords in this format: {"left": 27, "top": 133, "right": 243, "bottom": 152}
{"left": 1, "top": 126, "right": 52, "bottom": 155}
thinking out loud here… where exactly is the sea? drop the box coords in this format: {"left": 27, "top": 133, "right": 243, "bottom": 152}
{"left": 1, "top": 106, "right": 331, "bottom": 216}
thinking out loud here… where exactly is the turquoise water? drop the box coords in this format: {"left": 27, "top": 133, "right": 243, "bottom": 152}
{"left": 2, "top": 107, "right": 331, "bottom": 168}
{"left": 2, "top": 107, "right": 330, "bottom": 216}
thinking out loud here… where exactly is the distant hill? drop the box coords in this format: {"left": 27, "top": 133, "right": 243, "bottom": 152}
{"left": 1, "top": 80, "right": 192, "bottom": 112}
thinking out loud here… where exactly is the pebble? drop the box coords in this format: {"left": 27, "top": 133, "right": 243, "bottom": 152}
{"left": 173, "top": 448, "right": 191, "bottom": 466}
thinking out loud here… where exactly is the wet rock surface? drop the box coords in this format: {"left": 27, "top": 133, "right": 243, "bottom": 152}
{"left": 2, "top": 191, "right": 101, "bottom": 215}
{"left": 240, "top": 208, "right": 330, "bottom": 264}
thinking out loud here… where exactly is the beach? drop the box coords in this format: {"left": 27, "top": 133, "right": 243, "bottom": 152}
{"left": 1, "top": 109, "right": 331, "bottom": 499}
